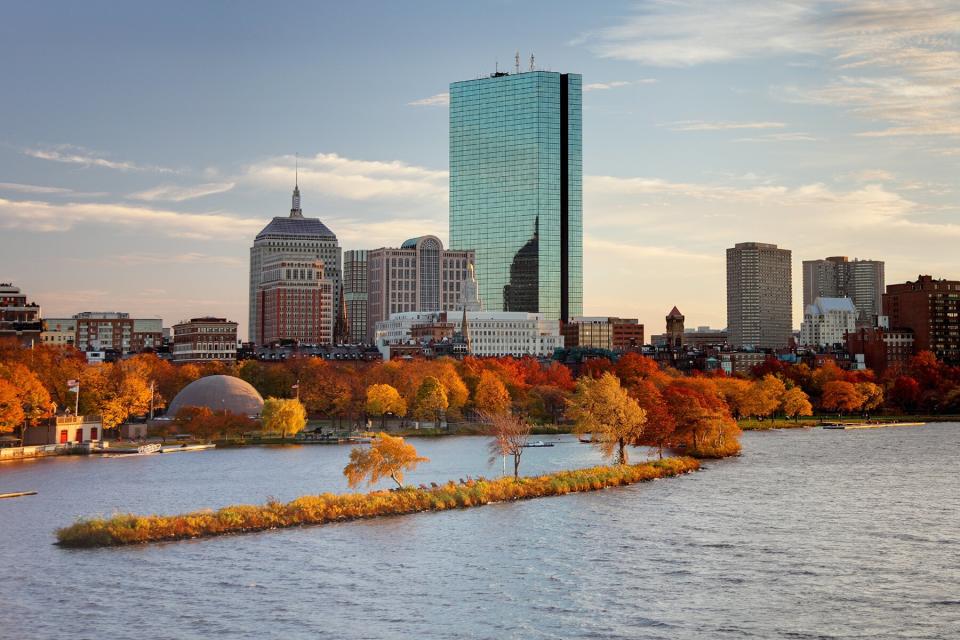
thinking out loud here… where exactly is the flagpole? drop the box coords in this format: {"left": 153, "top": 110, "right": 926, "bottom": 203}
{"left": 75, "top": 383, "right": 80, "bottom": 416}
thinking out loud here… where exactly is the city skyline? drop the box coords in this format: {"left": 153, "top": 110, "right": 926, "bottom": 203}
{"left": 2, "top": 2, "right": 959, "bottom": 336}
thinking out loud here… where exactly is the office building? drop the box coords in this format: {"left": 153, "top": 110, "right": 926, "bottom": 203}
{"left": 72, "top": 312, "right": 163, "bottom": 353}
{"left": 883, "top": 275, "right": 960, "bottom": 363}
{"left": 802, "top": 256, "right": 884, "bottom": 325}
{"left": 172, "top": 317, "right": 238, "bottom": 363}
{"left": 449, "top": 66, "right": 582, "bottom": 322}
{"left": 42, "top": 318, "right": 77, "bottom": 347}
{"left": 561, "top": 316, "right": 643, "bottom": 353}
{"left": 799, "top": 297, "right": 857, "bottom": 348}
{"left": 255, "top": 256, "right": 334, "bottom": 346}
{"left": 343, "top": 249, "right": 368, "bottom": 343}
{"left": 366, "top": 236, "right": 475, "bottom": 342}
{"left": 726, "top": 242, "right": 793, "bottom": 349}
{"left": 375, "top": 310, "right": 563, "bottom": 360}
{"left": 249, "top": 182, "right": 341, "bottom": 344}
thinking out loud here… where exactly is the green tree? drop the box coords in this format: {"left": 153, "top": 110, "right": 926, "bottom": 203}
{"left": 261, "top": 398, "right": 307, "bottom": 440}
{"left": 413, "top": 376, "right": 448, "bottom": 428}
{"left": 568, "top": 372, "right": 647, "bottom": 465}
{"left": 343, "top": 432, "right": 429, "bottom": 489}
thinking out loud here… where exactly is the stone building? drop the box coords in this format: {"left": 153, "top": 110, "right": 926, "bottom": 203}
{"left": 726, "top": 242, "right": 793, "bottom": 349}
{"left": 172, "top": 317, "right": 238, "bottom": 362}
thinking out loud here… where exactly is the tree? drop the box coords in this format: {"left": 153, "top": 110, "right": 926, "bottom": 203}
{"left": 0, "top": 378, "right": 25, "bottom": 435}
{"left": 174, "top": 405, "right": 216, "bottom": 442}
{"left": 413, "top": 376, "right": 448, "bottom": 428}
{"left": 753, "top": 375, "right": 787, "bottom": 418}
{"left": 343, "top": 432, "right": 429, "bottom": 489}
{"left": 523, "top": 384, "right": 569, "bottom": 424}
{"left": 365, "top": 384, "right": 407, "bottom": 428}
{"left": 630, "top": 379, "right": 675, "bottom": 458}
{"left": 856, "top": 382, "right": 884, "bottom": 414}
{"left": 820, "top": 381, "right": 864, "bottom": 416}
{"left": 780, "top": 387, "right": 813, "bottom": 421}
{"left": 568, "top": 372, "right": 647, "bottom": 465}
{"left": 889, "top": 376, "right": 921, "bottom": 413}
{"left": 483, "top": 411, "right": 532, "bottom": 478}
{"left": 0, "top": 363, "right": 53, "bottom": 431}
{"left": 473, "top": 370, "right": 511, "bottom": 416}
{"left": 261, "top": 398, "right": 307, "bottom": 439}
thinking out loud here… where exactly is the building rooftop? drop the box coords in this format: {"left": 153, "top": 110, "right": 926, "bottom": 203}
{"left": 255, "top": 216, "right": 337, "bottom": 240}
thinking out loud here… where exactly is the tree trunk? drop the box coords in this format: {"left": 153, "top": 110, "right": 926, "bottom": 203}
{"left": 391, "top": 473, "right": 403, "bottom": 489}
{"left": 618, "top": 438, "right": 627, "bottom": 465}
{"left": 513, "top": 451, "right": 521, "bottom": 478}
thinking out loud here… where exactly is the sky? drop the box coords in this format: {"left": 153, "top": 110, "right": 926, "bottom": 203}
{"left": 2, "top": 1, "right": 959, "bottom": 338}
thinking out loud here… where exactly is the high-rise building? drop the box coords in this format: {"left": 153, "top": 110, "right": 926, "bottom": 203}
{"left": 249, "top": 183, "right": 341, "bottom": 344}
{"left": 726, "top": 242, "right": 793, "bottom": 349}
{"left": 449, "top": 67, "right": 582, "bottom": 322}
{"left": 343, "top": 249, "right": 368, "bottom": 344}
{"left": 172, "top": 317, "right": 238, "bottom": 363}
{"left": 799, "top": 297, "right": 857, "bottom": 348}
{"left": 256, "top": 256, "right": 334, "bottom": 346}
{"left": 883, "top": 275, "right": 960, "bottom": 363}
{"left": 365, "top": 235, "right": 475, "bottom": 343}
{"left": 802, "top": 256, "right": 884, "bottom": 325}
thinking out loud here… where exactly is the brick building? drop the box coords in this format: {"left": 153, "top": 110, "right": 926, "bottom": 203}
{"left": 172, "top": 317, "right": 239, "bottom": 362}
{"left": 0, "top": 283, "right": 42, "bottom": 346}
{"left": 72, "top": 312, "right": 163, "bottom": 354}
{"left": 846, "top": 326, "right": 915, "bottom": 372}
{"left": 256, "top": 256, "right": 334, "bottom": 346}
{"left": 883, "top": 275, "right": 960, "bottom": 364}
{"left": 561, "top": 316, "right": 644, "bottom": 353}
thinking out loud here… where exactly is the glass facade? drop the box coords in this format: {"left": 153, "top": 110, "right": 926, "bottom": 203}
{"left": 449, "top": 70, "right": 582, "bottom": 321}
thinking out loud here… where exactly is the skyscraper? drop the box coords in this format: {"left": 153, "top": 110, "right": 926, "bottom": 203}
{"left": 343, "top": 249, "right": 368, "bottom": 343}
{"left": 802, "top": 256, "right": 884, "bottom": 325}
{"left": 249, "top": 183, "right": 341, "bottom": 344}
{"left": 365, "top": 236, "right": 476, "bottom": 343}
{"left": 449, "top": 67, "right": 582, "bottom": 322}
{"left": 726, "top": 242, "right": 793, "bottom": 349}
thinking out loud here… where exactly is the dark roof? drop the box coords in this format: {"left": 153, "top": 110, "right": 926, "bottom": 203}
{"left": 255, "top": 216, "right": 337, "bottom": 240}
{"left": 667, "top": 306, "right": 684, "bottom": 318}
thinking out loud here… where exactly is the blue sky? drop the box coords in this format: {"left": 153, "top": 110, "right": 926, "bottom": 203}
{"left": 2, "top": 1, "right": 958, "bottom": 336}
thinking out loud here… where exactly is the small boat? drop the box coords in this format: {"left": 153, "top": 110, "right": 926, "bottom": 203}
{"left": 524, "top": 440, "right": 555, "bottom": 448}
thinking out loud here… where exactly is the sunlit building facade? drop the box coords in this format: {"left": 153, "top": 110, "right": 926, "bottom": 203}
{"left": 449, "top": 69, "right": 582, "bottom": 322}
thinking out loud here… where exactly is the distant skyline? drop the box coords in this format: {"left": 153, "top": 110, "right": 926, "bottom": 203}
{"left": 2, "top": 1, "right": 958, "bottom": 337}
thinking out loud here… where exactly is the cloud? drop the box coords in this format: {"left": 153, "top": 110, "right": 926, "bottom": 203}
{"left": 72, "top": 252, "right": 242, "bottom": 267}
{"left": 129, "top": 182, "right": 236, "bottom": 202}
{"left": 408, "top": 92, "right": 450, "bottom": 107}
{"left": 24, "top": 144, "right": 177, "bottom": 173}
{"left": 734, "top": 132, "right": 821, "bottom": 142}
{"left": 668, "top": 120, "right": 787, "bottom": 131}
{"left": 244, "top": 152, "right": 447, "bottom": 203}
{"left": 0, "top": 182, "right": 107, "bottom": 197}
{"left": 0, "top": 197, "right": 263, "bottom": 239}
{"left": 584, "top": 80, "right": 653, "bottom": 92}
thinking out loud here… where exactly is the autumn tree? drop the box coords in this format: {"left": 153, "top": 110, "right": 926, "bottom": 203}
{"left": 630, "top": 379, "right": 675, "bottom": 458}
{"left": 523, "top": 384, "right": 569, "bottom": 424}
{"left": 753, "top": 375, "right": 787, "bottom": 418}
{"left": 889, "top": 376, "right": 921, "bottom": 413}
{"left": 0, "top": 363, "right": 53, "bottom": 435}
{"left": 174, "top": 406, "right": 216, "bottom": 442}
{"left": 261, "top": 398, "right": 307, "bottom": 439}
{"left": 820, "top": 381, "right": 864, "bottom": 416}
{"left": 343, "top": 432, "right": 429, "bottom": 489}
{"left": 365, "top": 383, "right": 407, "bottom": 428}
{"left": 0, "top": 378, "right": 25, "bottom": 435}
{"left": 568, "top": 372, "right": 647, "bottom": 465}
{"left": 780, "top": 386, "right": 813, "bottom": 421}
{"left": 483, "top": 411, "right": 532, "bottom": 478}
{"left": 856, "top": 382, "right": 884, "bottom": 414}
{"left": 473, "top": 370, "right": 511, "bottom": 416}
{"left": 413, "top": 376, "right": 448, "bottom": 428}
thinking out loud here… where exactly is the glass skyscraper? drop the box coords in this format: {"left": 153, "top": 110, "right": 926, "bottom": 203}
{"left": 449, "top": 69, "right": 582, "bottom": 322}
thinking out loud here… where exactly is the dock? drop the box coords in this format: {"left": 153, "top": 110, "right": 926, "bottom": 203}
{"left": 0, "top": 491, "right": 37, "bottom": 499}
{"left": 822, "top": 422, "right": 925, "bottom": 430}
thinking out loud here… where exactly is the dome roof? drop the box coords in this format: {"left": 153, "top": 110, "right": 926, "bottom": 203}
{"left": 168, "top": 375, "right": 264, "bottom": 417}
{"left": 255, "top": 216, "right": 336, "bottom": 241}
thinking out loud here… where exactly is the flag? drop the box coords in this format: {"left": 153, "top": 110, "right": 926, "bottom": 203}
{"left": 67, "top": 379, "right": 79, "bottom": 392}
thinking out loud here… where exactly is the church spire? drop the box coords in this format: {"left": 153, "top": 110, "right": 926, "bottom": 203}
{"left": 290, "top": 154, "right": 303, "bottom": 218}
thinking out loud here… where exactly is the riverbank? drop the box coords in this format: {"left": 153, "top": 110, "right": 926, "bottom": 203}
{"left": 739, "top": 414, "right": 957, "bottom": 431}
{"left": 55, "top": 456, "right": 700, "bottom": 548}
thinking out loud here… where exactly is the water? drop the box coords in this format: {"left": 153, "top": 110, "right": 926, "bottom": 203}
{"left": 2, "top": 425, "right": 958, "bottom": 639}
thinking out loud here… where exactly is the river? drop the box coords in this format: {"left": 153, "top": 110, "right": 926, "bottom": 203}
{"left": 1, "top": 424, "right": 958, "bottom": 639}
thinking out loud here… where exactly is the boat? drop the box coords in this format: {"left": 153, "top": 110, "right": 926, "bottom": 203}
{"left": 524, "top": 440, "right": 555, "bottom": 448}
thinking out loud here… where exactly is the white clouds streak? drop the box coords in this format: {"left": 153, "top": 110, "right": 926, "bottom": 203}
{"left": 0, "top": 197, "right": 262, "bottom": 239}
{"left": 408, "top": 92, "right": 450, "bottom": 107}
{"left": 668, "top": 120, "right": 787, "bottom": 131}
{"left": 24, "top": 145, "right": 177, "bottom": 173}
{"left": 129, "top": 182, "right": 236, "bottom": 202}
{"left": 244, "top": 153, "right": 447, "bottom": 203}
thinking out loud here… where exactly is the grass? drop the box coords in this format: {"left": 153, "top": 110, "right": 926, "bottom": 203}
{"left": 55, "top": 457, "right": 701, "bottom": 548}
{"left": 739, "top": 414, "right": 960, "bottom": 431}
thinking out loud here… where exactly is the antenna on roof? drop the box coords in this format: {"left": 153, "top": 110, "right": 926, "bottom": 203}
{"left": 295, "top": 152, "right": 299, "bottom": 188}
{"left": 515, "top": 51, "right": 520, "bottom": 74}
{"left": 530, "top": 53, "right": 535, "bottom": 71}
